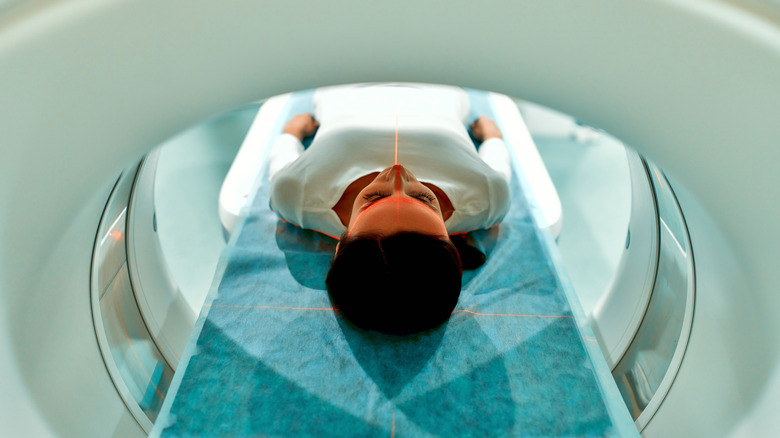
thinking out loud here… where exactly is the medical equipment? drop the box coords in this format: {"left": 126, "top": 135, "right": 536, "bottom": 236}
{"left": 147, "top": 88, "right": 634, "bottom": 436}
{"left": 2, "top": 1, "right": 779, "bottom": 437}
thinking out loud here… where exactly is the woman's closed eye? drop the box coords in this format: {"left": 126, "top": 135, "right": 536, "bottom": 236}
{"left": 362, "top": 191, "right": 391, "bottom": 202}
{"left": 361, "top": 189, "right": 438, "bottom": 211}
{"left": 409, "top": 191, "right": 436, "bottom": 206}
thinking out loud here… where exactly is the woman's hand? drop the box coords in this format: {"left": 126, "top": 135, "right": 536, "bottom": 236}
{"left": 284, "top": 114, "right": 319, "bottom": 141}
{"left": 470, "top": 116, "right": 503, "bottom": 142}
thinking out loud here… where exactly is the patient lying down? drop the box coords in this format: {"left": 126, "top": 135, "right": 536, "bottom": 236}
{"left": 267, "top": 84, "right": 512, "bottom": 335}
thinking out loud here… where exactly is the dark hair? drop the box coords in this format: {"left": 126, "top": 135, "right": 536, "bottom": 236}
{"left": 325, "top": 232, "right": 463, "bottom": 335}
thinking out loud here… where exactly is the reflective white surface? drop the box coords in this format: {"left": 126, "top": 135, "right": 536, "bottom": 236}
{"left": 156, "top": 106, "right": 256, "bottom": 312}
{"left": 612, "top": 160, "right": 695, "bottom": 428}
{"left": 527, "top": 103, "right": 632, "bottom": 316}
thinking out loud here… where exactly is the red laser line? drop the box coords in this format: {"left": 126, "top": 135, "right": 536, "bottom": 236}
{"left": 315, "top": 230, "right": 340, "bottom": 240}
{"left": 391, "top": 410, "right": 396, "bottom": 438}
{"left": 653, "top": 167, "right": 664, "bottom": 190}
{"left": 204, "top": 307, "right": 595, "bottom": 340}
{"left": 394, "top": 111, "right": 399, "bottom": 165}
{"left": 394, "top": 112, "right": 401, "bottom": 225}
{"left": 278, "top": 219, "right": 340, "bottom": 240}
{"left": 205, "top": 304, "right": 581, "bottom": 321}
{"left": 204, "top": 304, "right": 338, "bottom": 311}
{"left": 395, "top": 165, "right": 401, "bottom": 223}
{"left": 452, "top": 309, "right": 574, "bottom": 318}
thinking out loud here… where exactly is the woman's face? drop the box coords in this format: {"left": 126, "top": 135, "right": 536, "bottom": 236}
{"left": 347, "top": 164, "right": 448, "bottom": 238}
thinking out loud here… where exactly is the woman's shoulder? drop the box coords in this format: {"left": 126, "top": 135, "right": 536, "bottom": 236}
{"left": 268, "top": 168, "right": 304, "bottom": 221}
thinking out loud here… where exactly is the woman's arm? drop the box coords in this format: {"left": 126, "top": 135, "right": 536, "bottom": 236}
{"left": 470, "top": 116, "right": 512, "bottom": 183}
{"left": 283, "top": 113, "right": 319, "bottom": 141}
{"left": 268, "top": 114, "right": 319, "bottom": 180}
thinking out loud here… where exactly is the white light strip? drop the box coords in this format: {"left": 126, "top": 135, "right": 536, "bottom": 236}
{"left": 661, "top": 217, "right": 686, "bottom": 257}
{"left": 99, "top": 207, "right": 126, "bottom": 247}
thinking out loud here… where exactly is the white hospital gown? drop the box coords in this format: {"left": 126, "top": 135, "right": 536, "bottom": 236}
{"left": 268, "top": 83, "right": 511, "bottom": 238}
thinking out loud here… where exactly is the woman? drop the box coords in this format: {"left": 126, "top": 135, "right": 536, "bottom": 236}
{"left": 268, "top": 84, "right": 511, "bottom": 334}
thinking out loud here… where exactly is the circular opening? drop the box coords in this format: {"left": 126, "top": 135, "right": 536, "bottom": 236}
{"left": 92, "top": 85, "right": 694, "bottom": 431}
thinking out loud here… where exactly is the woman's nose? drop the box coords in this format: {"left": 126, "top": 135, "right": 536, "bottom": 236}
{"left": 386, "top": 164, "right": 414, "bottom": 183}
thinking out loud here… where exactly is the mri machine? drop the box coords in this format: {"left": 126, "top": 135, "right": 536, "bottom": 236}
{"left": 1, "top": 0, "right": 780, "bottom": 436}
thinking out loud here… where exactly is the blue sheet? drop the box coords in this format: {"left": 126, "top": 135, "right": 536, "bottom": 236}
{"left": 152, "top": 89, "right": 637, "bottom": 437}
